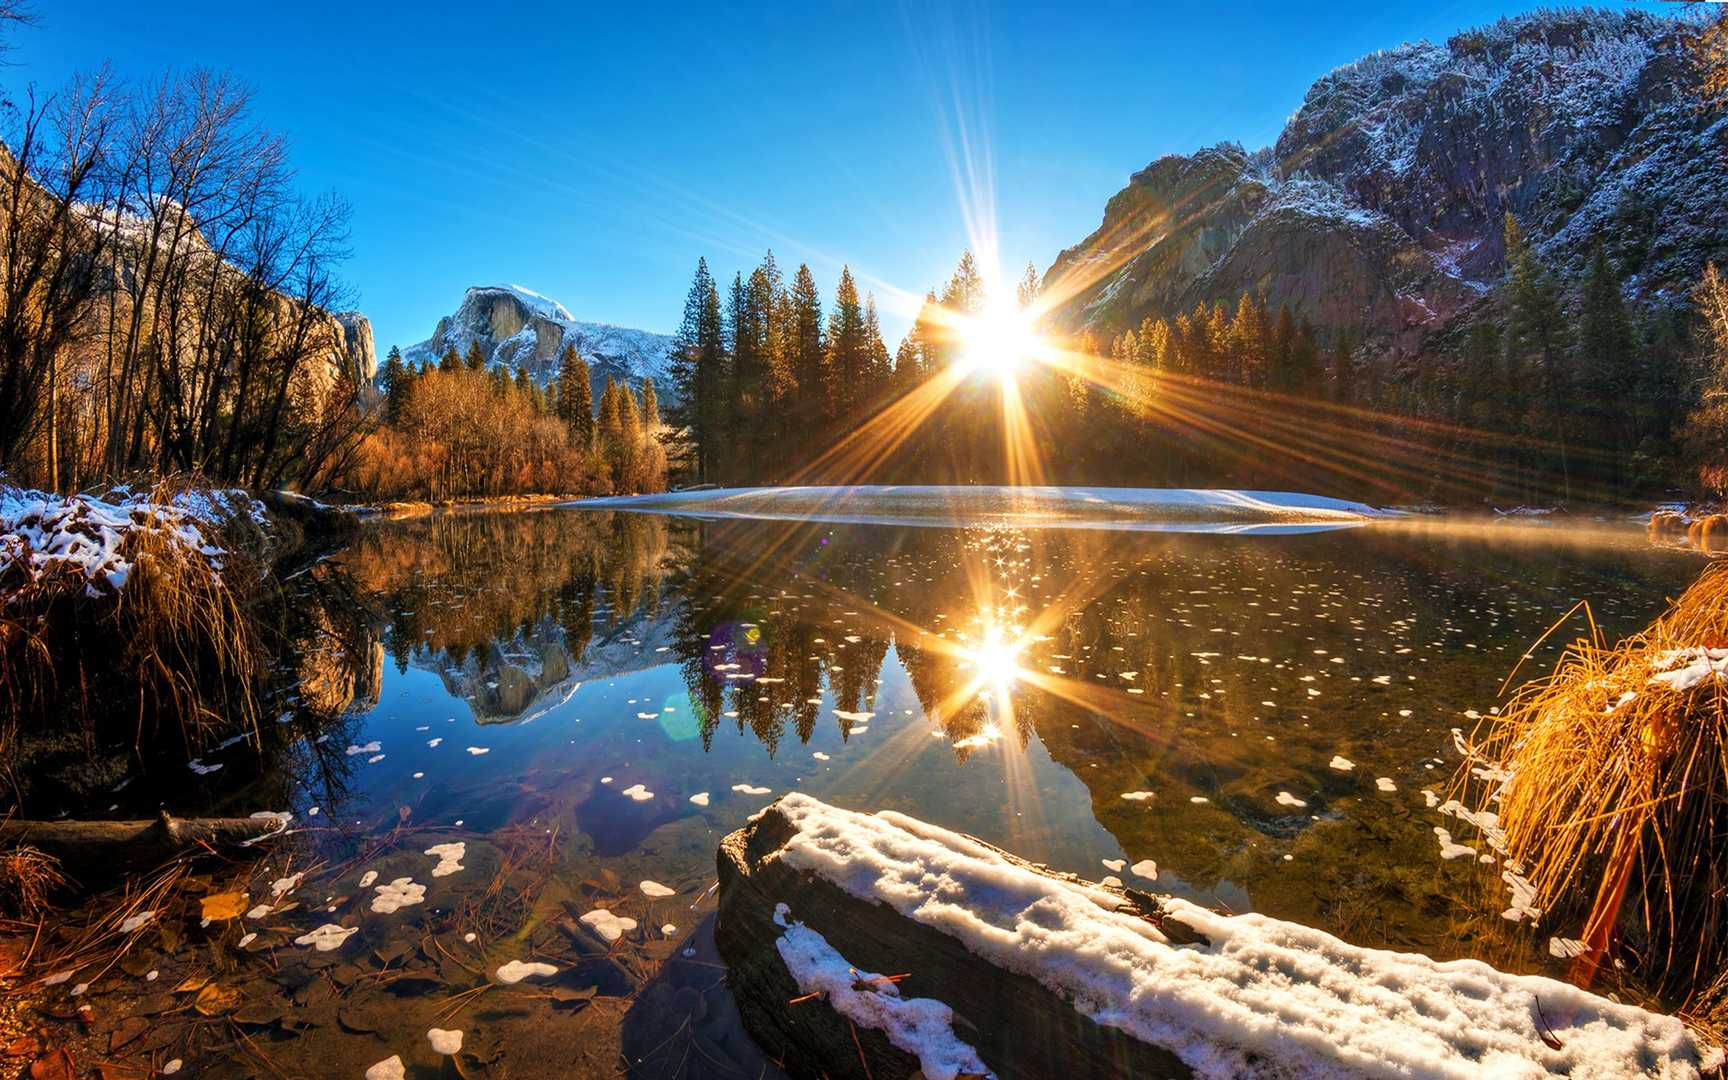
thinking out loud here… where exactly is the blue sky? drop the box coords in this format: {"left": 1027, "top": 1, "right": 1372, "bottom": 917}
{"left": 12, "top": 0, "right": 1558, "bottom": 351}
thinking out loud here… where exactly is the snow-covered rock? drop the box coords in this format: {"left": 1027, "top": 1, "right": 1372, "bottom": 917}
{"left": 718, "top": 793, "right": 1719, "bottom": 1080}
{"left": 400, "top": 284, "right": 674, "bottom": 403}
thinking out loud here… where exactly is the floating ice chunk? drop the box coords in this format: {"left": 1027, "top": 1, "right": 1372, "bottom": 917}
{"left": 813, "top": 751, "right": 831, "bottom": 761}
{"left": 365, "top": 1055, "right": 405, "bottom": 1080}
{"left": 427, "top": 737, "right": 442, "bottom": 748}
{"left": 1102, "top": 858, "right": 1125, "bottom": 872}
{"left": 294, "top": 924, "right": 357, "bottom": 951}
{"left": 1423, "top": 790, "right": 1440, "bottom": 808}
{"left": 1376, "top": 777, "right": 1397, "bottom": 792}
{"left": 639, "top": 880, "right": 676, "bottom": 898}
{"left": 246, "top": 904, "right": 272, "bottom": 920}
{"left": 621, "top": 783, "right": 654, "bottom": 802}
{"left": 578, "top": 909, "right": 638, "bottom": 943}
{"left": 238, "top": 933, "right": 256, "bottom": 948}
{"left": 371, "top": 878, "right": 426, "bottom": 914}
{"left": 1433, "top": 828, "right": 1476, "bottom": 860}
{"left": 732, "top": 784, "right": 772, "bottom": 796}
{"left": 1275, "top": 792, "right": 1308, "bottom": 808}
{"left": 188, "top": 759, "right": 222, "bottom": 775}
{"left": 637, "top": 712, "right": 658, "bottom": 719}
{"left": 1328, "top": 755, "right": 1355, "bottom": 771}
{"left": 162, "top": 1061, "right": 182, "bottom": 1076}
{"left": 1189, "top": 796, "right": 1210, "bottom": 804}
{"left": 495, "top": 959, "right": 560, "bottom": 984}
{"left": 358, "top": 870, "right": 378, "bottom": 888}
{"left": 1131, "top": 859, "right": 1158, "bottom": 880}
{"left": 689, "top": 792, "right": 711, "bottom": 807}
{"left": 345, "top": 741, "right": 381, "bottom": 756}
{"left": 425, "top": 842, "right": 467, "bottom": 877}
{"left": 465, "top": 746, "right": 490, "bottom": 756}
{"left": 427, "top": 1028, "right": 464, "bottom": 1055}
{"left": 1119, "top": 791, "right": 1155, "bottom": 802}
{"left": 834, "top": 709, "right": 874, "bottom": 723}
{"left": 119, "top": 910, "right": 156, "bottom": 933}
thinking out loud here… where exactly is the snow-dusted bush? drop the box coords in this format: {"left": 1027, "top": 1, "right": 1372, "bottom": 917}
{"left": 0, "top": 484, "right": 270, "bottom": 790}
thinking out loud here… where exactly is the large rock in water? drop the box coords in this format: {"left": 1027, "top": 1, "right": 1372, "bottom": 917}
{"left": 400, "top": 284, "right": 675, "bottom": 403}
{"left": 716, "top": 794, "right": 1717, "bottom": 1080}
{"left": 1046, "top": 9, "right": 1728, "bottom": 356}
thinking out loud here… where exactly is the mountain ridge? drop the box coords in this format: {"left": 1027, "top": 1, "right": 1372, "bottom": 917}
{"left": 1045, "top": 7, "right": 1728, "bottom": 357}
{"left": 400, "top": 284, "right": 675, "bottom": 401}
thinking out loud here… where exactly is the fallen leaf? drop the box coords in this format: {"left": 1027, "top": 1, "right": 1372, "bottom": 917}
{"left": 29, "top": 1048, "right": 74, "bottom": 1080}
{"left": 4, "top": 1035, "right": 42, "bottom": 1056}
{"left": 97, "top": 1064, "right": 147, "bottom": 1080}
{"left": 200, "top": 891, "right": 248, "bottom": 922}
{"left": 108, "top": 1016, "right": 150, "bottom": 1052}
{"left": 172, "top": 974, "right": 208, "bottom": 993}
{"left": 193, "top": 982, "right": 241, "bottom": 1016}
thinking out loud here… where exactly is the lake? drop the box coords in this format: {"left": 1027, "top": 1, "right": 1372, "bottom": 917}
{"left": 50, "top": 500, "right": 1704, "bottom": 1077}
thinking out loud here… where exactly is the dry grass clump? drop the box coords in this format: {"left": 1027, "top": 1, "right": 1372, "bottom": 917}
{"left": 0, "top": 844, "right": 67, "bottom": 919}
{"left": 0, "top": 483, "right": 263, "bottom": 798}
{"left": 1475, "top": 564, "right": 1728, "bottom": 1002}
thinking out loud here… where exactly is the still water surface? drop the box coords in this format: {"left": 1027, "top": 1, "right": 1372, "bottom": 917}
{"left": 65, "top": 506, "right": 1706, "bottom": 1076}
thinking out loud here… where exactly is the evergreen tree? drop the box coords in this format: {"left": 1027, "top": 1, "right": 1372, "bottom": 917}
{"left": 1578, "top": 242, "right": 1637, "bottom": 402}
{"left": 1269, "top": 305, "right": 1297, "bottom": 390}
{"left": 824, "top": 267, "right": 869, "bottom": 420}
{"left": 555, "top": 343, "right": 594, "bottom": 449}
{"left": 596, "top": 377, "right": 622, "bottom": 492}
{"left": 863, "top": 292, "right": 892, "bottom": 386}
{"left": 380, "top": 346, "right": 409, "bottom": 424}
{"left": 1231, "top": 294, "right": 1268, "bottom": 385}
{"left": 465, "top": 341, "right": 488, "bottom": 372}
{"left": 1016, "top": 262, "right": 1040, "bottom": 309}
{"left": 786, "top": 263, "right": 826, "bottom": 444}
{"left": 664, "top": 258, "right": 727, "bottom": 483}
{"left": 439, "top": 346, "right": 462, "bottom": 373}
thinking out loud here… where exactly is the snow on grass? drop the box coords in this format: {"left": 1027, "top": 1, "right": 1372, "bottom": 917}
{"left": 768, "top": 793, "right": 1716, "bottom": 1080}
{"left": 773, "top": 902, "right": 994, "bottom": 1080}
{"left": 0, "top": 485, "right": 262, "bottom": 596}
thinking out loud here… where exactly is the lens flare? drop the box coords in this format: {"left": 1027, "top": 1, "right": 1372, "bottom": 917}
{"left": 964, "top": 622, "right": 1027, "bottom": 692}
{"left": 958, "top": 301, "right": 1042, "bottom": 381}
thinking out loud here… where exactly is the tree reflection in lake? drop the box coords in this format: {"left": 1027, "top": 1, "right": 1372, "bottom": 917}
{"left": 22, "top": 506, "right": 1710, "bottom": 1078}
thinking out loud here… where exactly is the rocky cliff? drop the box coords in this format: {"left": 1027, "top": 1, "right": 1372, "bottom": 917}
{"left": 334, "top": 310, "right": 376, "bottom": 383}
{"left": 1046, "top": 9, "right": 1728, "bottom": 354}
{"left": 401, "top": 284, "right": 674, "bottom": 402}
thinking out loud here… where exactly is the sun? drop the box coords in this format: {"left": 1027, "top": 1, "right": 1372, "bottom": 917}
{"left": 958, "top": 300, "right": 1043, "bottom": 381}
{"left": 964, "top": 622, "right": 1027, "bottom": 691}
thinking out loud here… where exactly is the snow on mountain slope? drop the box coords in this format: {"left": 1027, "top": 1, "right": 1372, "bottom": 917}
{"left": 400, "top": 285, "right": 676, "bottom": 403}
{"left": 1047, "top": 8, "right": 1728, "bottom": 349}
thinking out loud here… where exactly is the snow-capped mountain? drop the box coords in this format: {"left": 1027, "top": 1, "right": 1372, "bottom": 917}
{"left": 1047, "top": 9, "right": 1728, "bottom": 353}
{"left": 401, "top": 284, "right": 675, "bottom": 401}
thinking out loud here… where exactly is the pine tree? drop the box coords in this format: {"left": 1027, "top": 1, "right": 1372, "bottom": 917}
{"left": 555, "top": 343, "right": 594, "bottom": 449}
{"left": 664, "top": 258, "right": 728, "bottom": 483}
{"left": 439, "top": 347, "right": 461, "bottom": 373}
{"left": 1231, "top": 294, "right": 1268, "bottom": 385}
{"left": 465, "top": 341, "right": 488, "bottom": 372}
{"left": 596, "top": 377, "right": 622, "bottom": 492}
{"left": 639, "top": 378, "right": 668, "bottom": 492}
{"left": 825, "top": 266, "right": 868, "bottom": 420}
{"left": 941, "top": 250, "right": 985, "bottom": 315}
{"left": 863, "top": 292, "right": 891, "bottom": 386}
{"left": 615, "top": 384, "right": 643, "bottom": 492}
{"left": 786, "top": 263, "right": 826, "bottom": 445}
{"left": 1269, "top": 305, "right": 1296, "bottom": 390}
{"left": 380, "top": 346, "right": 409, "bottom": 424}
{"left": 1016, "top": 262, "right": 1040, "bottom": 309}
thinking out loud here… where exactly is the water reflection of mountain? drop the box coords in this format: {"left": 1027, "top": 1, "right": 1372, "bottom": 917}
{"left": 324, "top": 509, "right": 685, "bottom": 724}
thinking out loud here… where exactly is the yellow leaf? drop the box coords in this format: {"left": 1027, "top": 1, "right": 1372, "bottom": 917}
{"left": 193, "top": 982, "right": 241, "bottom": 1016}
{"left": 172, "top": 974, "right": 208, "bottom": 993}
{"left": 200, "top": 891, "right": 248, "bottom": 921}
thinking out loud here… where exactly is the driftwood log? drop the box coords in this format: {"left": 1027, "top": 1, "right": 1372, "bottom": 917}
{"left": 0, "top": 812, "right": 290, "bottom": 880}
{"left": 715, "top": 799, "right": 1193, "bottom": 1080}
